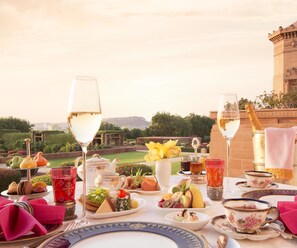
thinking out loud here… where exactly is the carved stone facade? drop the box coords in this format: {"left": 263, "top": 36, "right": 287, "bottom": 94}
{"left": 269, "top": 21, "right": 297, "bottom": 93}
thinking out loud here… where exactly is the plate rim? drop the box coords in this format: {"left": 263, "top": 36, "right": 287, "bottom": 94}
{"left": 241, "top": 189, "right": 297, "bottom": 199}
{"left": 86, "top": 197, "right": 146, "bottom": 219}
{"left": 39, "top": 221, "right": 208, "bottom": 248}
{"left": 236, "top": 181, "right": 278, "bottom": 191}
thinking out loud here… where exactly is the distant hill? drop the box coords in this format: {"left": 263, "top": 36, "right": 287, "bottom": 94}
{"left": 33, "top": 116, "right": 150, "bottom": 131}
{"left": 104, "top": 116, "right": 150, "bottom": 130}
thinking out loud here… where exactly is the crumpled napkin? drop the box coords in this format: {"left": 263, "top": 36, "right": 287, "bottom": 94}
{"left": 277, "top": 195, "right": 297, "bottom": 234}
{"left": 0, "top": 196, "right": 65, "bottom": 241}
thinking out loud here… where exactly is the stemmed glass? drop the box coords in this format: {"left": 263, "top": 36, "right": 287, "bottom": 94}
{"left": 217, "top": 93, "right": 240, "bottom": 194}
{"left": 67, "top": 76, "right": 102, "bottom": 224}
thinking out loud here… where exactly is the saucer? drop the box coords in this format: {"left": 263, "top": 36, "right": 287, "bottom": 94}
{"left": 211, "top": 215, "right": 280, "bottom": 240}
{"left": 235, "top": 181, "right": 278, "bottom": 192}
{"left": 177, "top": 171, "right": 206, "bottom": 184}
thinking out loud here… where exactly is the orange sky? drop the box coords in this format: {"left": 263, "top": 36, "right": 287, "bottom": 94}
{"left": 0, "top": 0, "right": 296, "bottom": 123}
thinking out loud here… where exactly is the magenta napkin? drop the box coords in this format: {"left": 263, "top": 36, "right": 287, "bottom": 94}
{"left": 0, "top": 196, "right": 65, "bottom": 241}
{"left": 278, "top": 196, "right": 297, "bottom": 234}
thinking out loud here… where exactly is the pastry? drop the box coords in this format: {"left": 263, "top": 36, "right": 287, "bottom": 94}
{"left": 33, "top": 152, "right": 48, "bottom": 167}
{"left": 7, "top": 181, "right": 18, "bottom": 194}
{"left": 95, "top": 198, "right": 115, "bottom": 214}
{"left": 17, "top": 181, "right": 33, "bottom": 195}
{"left": 32, "top": 181, "right": 47, "bottom": 193}
{"left": 217, "top": 234, "right": 228, "bottom": 248}
{"left": 20, "top": 156, "right": 37, "bottom": 169}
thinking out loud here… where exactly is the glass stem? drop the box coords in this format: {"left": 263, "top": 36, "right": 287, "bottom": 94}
{"left": 81, "top": 146, "right": 88, "bottom": 224}
{"left": 226, "top": 139, "right": 231, "bottom": 177}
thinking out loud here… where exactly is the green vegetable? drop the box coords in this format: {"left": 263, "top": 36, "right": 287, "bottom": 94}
{"left": 86, "top": 188, "right": 110, "bottom": 205}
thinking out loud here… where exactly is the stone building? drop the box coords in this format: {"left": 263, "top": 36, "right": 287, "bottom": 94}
{"left": 269, "top": 21, "right": 297, "bottom": 93}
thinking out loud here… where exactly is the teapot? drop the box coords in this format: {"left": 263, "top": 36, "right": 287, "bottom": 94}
{"left": 75, "top": 154, "right": 118, "bottom": 188}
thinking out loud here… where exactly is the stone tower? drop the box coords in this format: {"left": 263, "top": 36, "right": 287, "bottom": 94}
{"left": 269, "top": 21, "right": 297, "bottom": 94}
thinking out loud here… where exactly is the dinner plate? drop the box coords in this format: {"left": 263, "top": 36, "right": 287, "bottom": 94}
{"left": 0, "top": 224, "right": 62, "bottom": 245}
{"left": 155, "top": 197, "right": 214, "bottom": 212}
{"left": 1, "top": 186, "right": 52, "bottom": 200}
{"left": 39, "top": 221, "right": 208, "bottom": 248}
{"left": 86, "top": 197, "right": 146, "bottom": 219}
{"left": 211, "top": 215, "right": 279, "bottom": 240}
{"left": 236, "top": 181, "right": 278, "bottom": 192}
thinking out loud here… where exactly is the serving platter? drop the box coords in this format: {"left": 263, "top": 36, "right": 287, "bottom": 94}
{"left": 86, "top": 197, "right": 146, "bottom": 219}
{"left": 0, "top": 223, "right": 62, "bottom": 245}
{"left": 39, "top": 221, "right": 208, "bottom": 248}
{"left": 1, "top": 186, "right": 52, "bottom": 200}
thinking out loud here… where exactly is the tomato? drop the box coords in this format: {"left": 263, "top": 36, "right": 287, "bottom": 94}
{"left": 117, "top": 189, "right": 128, "bottom": 198}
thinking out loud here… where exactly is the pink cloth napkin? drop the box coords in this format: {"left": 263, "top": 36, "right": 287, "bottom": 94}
{"left": 265, "top": 126, "right": 297, "bottom": 180}
{"left": 0, "top": 196, "right": 65, "bottom": 241}
{"left": 277, "top": 195, "right": 297, "bottom": 234}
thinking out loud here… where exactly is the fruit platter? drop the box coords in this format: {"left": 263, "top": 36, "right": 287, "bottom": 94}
{"left": 156, "top": 179, "right": 213, "bottom": 211}
{"left": 79, "top": 188, "right": 145, "bottom": 219}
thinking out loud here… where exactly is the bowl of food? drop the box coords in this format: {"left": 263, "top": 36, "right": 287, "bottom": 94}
{"left": 165, "top": 209, "right": 210, "bottom": 231}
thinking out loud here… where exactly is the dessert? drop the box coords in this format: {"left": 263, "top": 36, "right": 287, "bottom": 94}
{"left": 17, "top": 181, "right": 33, "bottom": 195}
{"left": 141, "top": 177, "right": 160, "bottom": 191}
{"left": 95, "top": 198, "right": 115, "bottom": 214}
{"left": 32, "top": 181, "right": 47, "bottom": 193}
{"left": 9, "top": 156, "right": 23, "bottom": 169}
{"left": 158, "top": 179, "right": 204, "bottom": 209}
{"left": 20, "top": 156, "right": 37, "bottom": 169}
{"left": 125, "top": 169, "right": 160, "bottom": 191}
{"left": 116, "top": 189, "right": 131, "bottom": 211}
{"left": 175, "top": 209, "right": 199, "bottom": 222}
{"left": 33, "top": 152, "right": 48, "bottom": 167}
{"left": 7, "top": 181, "right": 18, "bottom": 194}
{"left": 217, "top": 234, "right": 228, "bottom": 248}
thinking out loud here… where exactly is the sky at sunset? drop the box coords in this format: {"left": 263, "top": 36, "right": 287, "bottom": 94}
{"left": 0, "top": 0, "right": 296, "bottom": 124}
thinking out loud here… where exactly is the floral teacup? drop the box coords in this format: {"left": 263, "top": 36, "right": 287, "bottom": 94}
{"left": 245, "top": 170, "right": 274, "bottom": 188}
{"left": 95, "top": 172, "right": 127, "bottom": 192}
{"left": 222, "top": 198, "right": 279, "bottom": 234}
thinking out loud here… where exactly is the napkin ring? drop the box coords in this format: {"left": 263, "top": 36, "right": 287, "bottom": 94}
{"left": 5, "top": 201, "right": 34, "bottom": 216}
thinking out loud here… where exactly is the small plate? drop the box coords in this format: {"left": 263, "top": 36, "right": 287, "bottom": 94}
{"left": 1, "top": 186, "right": 52, "bottom": 200}
{"left": 0, "top": 223, "right": 62, "bottom": 244}
{"left": 177, "top": 171, "right": 206, "bottom": 184}
{"left": 211, "top": 215, "right": 279, "bottom": 240}
{"left": 236, "top": 181, "right": 278, "bottom": 192}
{"left": 155, "top": 197, "right": 214, "bottom": 212}
{"left": 86, "top": 197, "right": 146, "bottom": 219}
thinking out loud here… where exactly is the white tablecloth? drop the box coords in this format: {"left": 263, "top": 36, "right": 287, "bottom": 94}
{"left": 2, "top": 176, "right": 297, "bottom": 248}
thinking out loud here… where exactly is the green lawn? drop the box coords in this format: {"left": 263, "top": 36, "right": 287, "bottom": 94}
{"left": 47, "top": 151, "right": 182, "bottom": 175}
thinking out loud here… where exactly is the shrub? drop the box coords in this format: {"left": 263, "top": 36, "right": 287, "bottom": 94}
{"left": 31, "top": 173, "right": 52, "bottom": 186}
{"left": 116, "top": 163, "right": 153, "bottom": 176}
{"left": 0, "top": 168, "right": 22, "bottom": 192}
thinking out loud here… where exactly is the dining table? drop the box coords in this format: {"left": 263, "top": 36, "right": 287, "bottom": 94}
{"left": 1, "top": 175, "right": 297, "bottom": 248}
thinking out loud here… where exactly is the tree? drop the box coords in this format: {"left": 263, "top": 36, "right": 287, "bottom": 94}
{"left": 238, "top": 97, "right": 251, "bottom": 110}
{"left": 0, "top": 117, "right": 31, "bottom": 133}
{"left": 99, "top": 122, "right": 121, "bottom": 131}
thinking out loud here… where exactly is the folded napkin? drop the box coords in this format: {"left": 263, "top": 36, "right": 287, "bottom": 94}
{"left": 278, "top": 196, "right": 297, "bottom": 234}
{"left": 265, "top": 126, "right": 297, "bottom": 180}
{"left": 0, "top": 196, "right": 65, "bottom": 241}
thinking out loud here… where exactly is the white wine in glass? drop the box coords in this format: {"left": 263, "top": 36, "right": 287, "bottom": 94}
{"left": 217, "top": 93, "right": 240, "bottom": 194}
{"left": 68, "top": 76, "right": 102, "bottom": 224}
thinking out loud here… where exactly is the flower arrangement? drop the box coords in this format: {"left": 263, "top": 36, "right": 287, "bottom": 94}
{"left": 144, "top": 140, "right": 181, "bottom": 162}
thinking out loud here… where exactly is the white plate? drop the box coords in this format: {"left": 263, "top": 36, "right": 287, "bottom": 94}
{"left": 155, "top": 197, "right": 214, "bottom": 212}
{"left": 236, "top": 181, "right": 278, "bottom": 192}
{"left": 211, "top": 215, "right": 279, "bottom": 240}
{"left": 86, "top": 197, "right": 146, "bottom": 219}
{"left": 1, "top": 186, "right": 52, "bottom": 200}
{"left": 226, "top": 237, "right": 241, "bottom": 248}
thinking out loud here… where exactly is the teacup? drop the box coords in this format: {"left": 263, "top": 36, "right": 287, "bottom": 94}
{"left": 95, "top": 172, "right": 127, "bottom": 192}
{"left": 245, "top": 170, "right": 274, "bottom": 188}
{"left": 222, "top": 198, "right": 279, "bottom": 234}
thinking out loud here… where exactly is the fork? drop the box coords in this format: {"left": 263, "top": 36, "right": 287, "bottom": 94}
{"left": 23, "top": 221, "right": 81, "bottom": 248}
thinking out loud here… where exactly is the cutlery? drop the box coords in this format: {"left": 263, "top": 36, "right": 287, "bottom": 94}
{"left": 23, "top": 221, "right": 81, "bottom": 248}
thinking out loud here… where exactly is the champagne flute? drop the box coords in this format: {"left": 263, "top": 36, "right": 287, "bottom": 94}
{"left": 67, "top": 76, "right": 102, "bottom": 224}
{"left": 217, "top": 93, "right": 240, "bottom": 194}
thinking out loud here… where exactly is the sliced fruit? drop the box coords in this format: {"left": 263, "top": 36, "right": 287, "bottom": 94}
{"left": 190, "top": 185, "right": 205, "bottom": 208}
{"left": 162, "top": 193, "right": 172, "bottom": 201}
{"left": 184, "top": 189, "right": 193, "bottom": 207}
{"left": 162, "top": 199, "right": 174, "bottom": 208}
{"left": 172, "top": 191, "right": 183, "bottom": 202}
{"left": 130, "top": 199, "right": 139, "bottom": 209}
{"left": 141, "top": 177, "right": 159, "bottom": 191}
{"left": 180, "top": 195, "right": 191, "bottom": 208}
{"left": 173, "top": 203, "right": 184, "bottom": 208}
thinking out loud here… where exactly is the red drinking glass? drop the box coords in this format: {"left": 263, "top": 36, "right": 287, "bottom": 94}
{"left": 206, "top": 159, "right": 224, "bottom": 187}
{"left": 51, "top": 167, "right": 77, "bottom": 203}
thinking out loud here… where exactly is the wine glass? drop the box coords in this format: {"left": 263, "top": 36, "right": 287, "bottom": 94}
{"left": 67, "top": 76, "right": 102, "bottom": 224}
{"left": 217, "top": 93, "right": 240, "bottom": 194}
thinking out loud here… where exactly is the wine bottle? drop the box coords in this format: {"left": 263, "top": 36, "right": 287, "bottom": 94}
{"left": 244, "top": 103, "right": 263, "bottom": 131}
